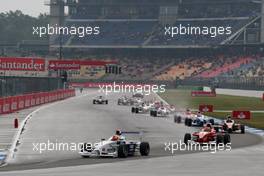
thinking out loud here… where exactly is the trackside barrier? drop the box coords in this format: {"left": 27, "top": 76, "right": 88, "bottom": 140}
{"left": 0, "top": 89, "right": 75, "bottom": 115}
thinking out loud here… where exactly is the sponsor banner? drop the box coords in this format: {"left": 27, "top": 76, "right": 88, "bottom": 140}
{"left": 2, "top": 98, "right": 11, "bottom": 113}
{"left": 191, "top": 91, "right": 216, "bottom": 97}
{"left": 0, "top": 89, "right": 75, "bottom": 115}
{"left": 48, "top": 60, "right": 117, "bottom": 70}
{"left": 11, "top": 97, "right": 18, "bottom": 111}
{"left": 48, "top": 60, "right": 81, "bottom": 70}
{"left": 0, "top": 99, "right": 3, "bottom": 114}
{"left": 232, "top": 111, "right": 251, "bottom": 120}
{"left": 0, "top": 57, "right": 45, "bottom": 71}
{"left": 69, "top": 82, "right": 154, "bottom": 88}
{"left": 199, "top": 105, "right": 214, "bottom": 112}
{"left": 18, "top": 96, "right": 25, "bottom": 110}
{"left": 24, "top": 95, "right": 31, "bottom": 108}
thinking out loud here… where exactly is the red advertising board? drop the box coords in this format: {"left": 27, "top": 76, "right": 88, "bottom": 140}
{"left": 191, "top": 91, "right": 216, "bottom": 97}
{"left": 0, "top": 99, "right": 3, "bottom": 114}
{"left": 232, "top": 111, "right": 251, "bottom": 120}
{"left": 0, "top": 57, "right": 45, "bottom": 71}
{"left": 48, "top": 60, "right": 118, "bottom": 70}
{"left": 0, "top": 89, "right": 75, "bottom": 115}
{"left": 18, "top": 95, "right": 25, "bottom": 110}
{"left": 48, "top": 60, "right": 81, "bottom": 70}
{"left": 35, "top": 94, "right": 41, "bottom": 105}
{"left": 2, "top": 97, "right": 11, "bottom": 113}
{"left": 199, "top": 105, "right": 214, "bottom": 112}
{"left": 11, "top": 96, "right": 18, "bottom": 111}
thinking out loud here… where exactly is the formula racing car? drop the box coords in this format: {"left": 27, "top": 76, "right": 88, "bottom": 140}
{"left": 79, "top": 130, "right": 150, "bottom": 158}
{"left": 183, "top": 111, "right": 215, "bottom": 127}
{"left": 93, "top": 96, "right": 108, "bottom": 104}
{"left": 184, "top": 124, "right": 231, "bottom": 145}
{"left": 131, "top": 103, "right": 153, "bottom": 114}
{"left": 222, "top": 117, "right": 245, "bottom": 134}
{"left": 117, "top": 96, "right": 134, "bottom": 105}
{"left": 150, "top": 106, "right": 170, "bottom": 117}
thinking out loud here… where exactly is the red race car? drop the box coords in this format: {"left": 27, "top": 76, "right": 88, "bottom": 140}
{"left": 184, "top": 124, "right": 231, "bottom": 145}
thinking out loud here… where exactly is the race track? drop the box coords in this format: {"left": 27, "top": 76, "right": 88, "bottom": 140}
{"left": 0, "top": 89, "right": 263, "bottom": 175}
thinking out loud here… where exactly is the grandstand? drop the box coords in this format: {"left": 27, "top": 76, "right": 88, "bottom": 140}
{"left": 2, "top": 0, "right": 263, "bottom": 90}
{"left": 48, "top": 0, "right": 262, "bottom": 48}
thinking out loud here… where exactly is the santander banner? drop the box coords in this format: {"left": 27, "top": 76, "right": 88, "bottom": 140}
{"left": 0, "top": 57, "right": 45, "bottom": 71}
{"left": 49, "top": 60, "right": 81, "bottom": 70}
{"left": 232, "top": 111, "right": 251, "bottom": 120}
{"left": 48, "top": 60, "right": 117, "bottom": 70}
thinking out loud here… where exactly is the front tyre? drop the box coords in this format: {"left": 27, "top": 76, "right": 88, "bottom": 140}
{"left": 240, "top": 125, "right": 245, "bottom": 134}
{"left": 184, "top": 133, "right": 191, "bottom": 145}
{"left": 140, "top": 142, "right": 150, "bottom": 156}
{"left": 118, "top": 145, "right": 128, "bottom": 158}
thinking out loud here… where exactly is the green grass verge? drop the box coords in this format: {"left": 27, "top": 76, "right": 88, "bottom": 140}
{"left": 158, "top": 89, "right": 264, "bottom": 129}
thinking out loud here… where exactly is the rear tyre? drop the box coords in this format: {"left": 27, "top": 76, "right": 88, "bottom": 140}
{"left": 140, "top": 142, "right": 150, "bottom": 156}
{"left": 216, "top": 134, "right": 223, "bottom": 145}
{"left": 153, "top": 111, "right": 157, "bottom": 117}
{"left": 184, "top": 133, "right": 191, "bottom": 145}
{"left": 93, "top": 100, "right": 96, "bottom": 104}
{"left": 131, "top": 107, "right": 135, "bottom": 113}
{"left": 187, "top": 119, "right": 193, "bottom": 127}
{"left": 223, "top": 134, "right": 231, "bottom": 145}
{"left": 105, "top": 100, "right": 108, "bottom": 104}
{"left": 240, "top": 125, "right": 245, "bottom": 134}
{"left": 184, "top": 118, "right": 189, "bottom": 126}
{"left": 174, "top": 116, "right": 181, "bottom": 123}
{"left": 118, "top": 144, "right": 128, "bottom": 158}
{"left": 135, "top": 108, "right": 139, "bottom": 113}
{"left": 209, "top": 119, "right": 215, "bottom": 125}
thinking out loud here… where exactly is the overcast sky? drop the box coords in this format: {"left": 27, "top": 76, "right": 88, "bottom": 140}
{"left": 0, "top": 0, "right": 49, "bottom": 17}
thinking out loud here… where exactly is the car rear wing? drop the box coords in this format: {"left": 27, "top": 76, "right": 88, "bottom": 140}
{"left": 122, "top": 131, "right": 144, "bottom": 141}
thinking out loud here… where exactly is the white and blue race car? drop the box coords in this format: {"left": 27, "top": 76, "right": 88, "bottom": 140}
{"left": 79, "top": 131, "right": 150, "bottom": 158}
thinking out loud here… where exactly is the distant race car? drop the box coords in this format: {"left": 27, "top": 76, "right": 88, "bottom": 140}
{"left": 131, "top": 103, "right": 153, "bottom": 114}
{"left": 222, "top": 119, "right": 245, "bottom": 134}
{"left": 79, "top": 131, "right": 150, "bottom": 158}
{"left": 93, "top": 96, "right": 108, "bottom": 104}
{"left": 150, "top": 106, "right": 170, "bottom": 117}
{"left": 132, "top": 92, "right": 144, "bottom": 99}
{"left": 184, "top": 112, "right": 215, "bottom": 127}
{"left": 117, "top": 96, "right": 134, "bottom": 106}
{"left": 184, "top": 124, "right": 231, "bottom": 145}
{"left": 174, "top": 109, "right": 194, "bottom": 124}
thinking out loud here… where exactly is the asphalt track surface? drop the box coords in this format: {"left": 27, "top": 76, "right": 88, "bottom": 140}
{"left": 0, "top": 89, "right": 263, "bottom": 175}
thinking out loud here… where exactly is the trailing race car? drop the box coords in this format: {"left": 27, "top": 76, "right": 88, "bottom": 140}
{"left": 150, "top": 106, "right": 170, "bottom": 117}
{"left": 131, "top": 103, "right": 153, "bottom": 114}
{"left": 184, "top": 124, "right": 231, "bottom": 145}
{"left": 79, "top": 131, "right": 150, "bottom": 158}
{"left": 93, "top": 96, "right": 108, "bottom": 104}
{"left": 184, "top": 112, "right": 215, "bottom": 127}
{"left": 117, "top": 96, "right": 134, "bottom": 105}
{"left": 222, "top": 117, "right": 245, "bottom": 134}
{"left": 132, "top": 92, "right": 144, "bottom": 98}
{"left": 174, "top": 108, "right": 194, "bottom": 124}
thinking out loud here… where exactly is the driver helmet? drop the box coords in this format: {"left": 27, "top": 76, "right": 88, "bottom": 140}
{"left": 115, "top": 129, "right": 122, "bottom": 136}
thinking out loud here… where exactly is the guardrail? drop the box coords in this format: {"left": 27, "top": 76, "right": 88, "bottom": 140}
{"left": 0, "top": 89, "right": 75, "bottom": 115}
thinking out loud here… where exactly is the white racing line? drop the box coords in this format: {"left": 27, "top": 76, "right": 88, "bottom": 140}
{"left": 4, "top": 90, "right": 94, "bottom": 165}
{"left": 154, "top": 93, "right": 264, "bottom": 136}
